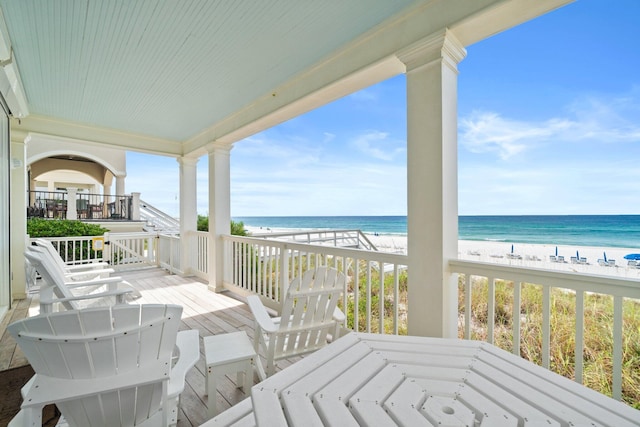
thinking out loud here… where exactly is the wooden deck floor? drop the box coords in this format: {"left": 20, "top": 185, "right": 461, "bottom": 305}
{"left": 0, "top": 267, "right": 299, "bottom": 426}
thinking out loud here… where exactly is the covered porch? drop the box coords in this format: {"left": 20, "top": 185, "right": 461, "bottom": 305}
{"left": 2, "top": 0, "right": 639, "bottom": 424}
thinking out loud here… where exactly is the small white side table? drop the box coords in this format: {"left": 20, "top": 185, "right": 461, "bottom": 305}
{"left": 204, "top": 331, "right": 259, "bottom": 418}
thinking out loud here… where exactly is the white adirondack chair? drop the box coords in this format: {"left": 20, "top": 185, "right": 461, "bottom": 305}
{"left": 7, "top": 304, "right": 200, "bottom": 427}
{"left": 247, "top": 266, "right": 346, "bottom": 377}
{"left": 34, "top": 238, "right": 113, "bottom": 280}
{"left": 24, "top": 248, "right": 135, "bottom": 313}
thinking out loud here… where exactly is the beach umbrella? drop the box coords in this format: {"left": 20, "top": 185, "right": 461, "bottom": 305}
{"left": 555, "top": 246, "right": 558, "bottom": 256}
{"left": 576, "top": 250, "right": 580, "bottom": 259}
{"left": 603, "top": 252, "right": 607, "bottom": 262}
{"left": 511, "top": 244, "right": 514, "bottom": 254}
{"left": 624, "top": 253, "right": 640, "bottom": 260}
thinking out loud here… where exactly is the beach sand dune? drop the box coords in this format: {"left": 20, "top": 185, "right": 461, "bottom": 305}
{"left": 366, "top": 234, "right": 640, "bottom": 279}
{"left": 246, "top": 227, "right": 640, "bottom": 279}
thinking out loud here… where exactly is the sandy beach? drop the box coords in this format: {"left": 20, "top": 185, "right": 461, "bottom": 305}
{"left": 247, "top": 226, "right": 640, "bottom": 279}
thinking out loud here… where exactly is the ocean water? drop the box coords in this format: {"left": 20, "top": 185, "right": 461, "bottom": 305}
{"left": 233, "top": 215, "right": 640, "bottom": 249}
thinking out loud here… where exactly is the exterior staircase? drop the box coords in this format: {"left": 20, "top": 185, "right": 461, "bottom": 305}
{"left": 139, "top": 199, "right": 180, "bottom": 234}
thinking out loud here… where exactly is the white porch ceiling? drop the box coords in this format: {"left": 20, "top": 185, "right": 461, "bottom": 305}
{"left": 0, "top": 0, "right": 573, "bottom": 156}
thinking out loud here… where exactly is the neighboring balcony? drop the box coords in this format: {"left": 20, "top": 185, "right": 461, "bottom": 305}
{"left": 26, "top": 190, "right": 140, "bottom": 221}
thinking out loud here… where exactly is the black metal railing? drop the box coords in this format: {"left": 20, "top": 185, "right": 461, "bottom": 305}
{"left": 27, "top": 191, "right": 133, "bottom": 220}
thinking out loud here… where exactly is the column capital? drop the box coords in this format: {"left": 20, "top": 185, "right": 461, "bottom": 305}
{"left": 206, "top": 141, "right": 233, "bottom": 156}
{"left": 176, "top": 156, "right": 199, "bottom": 167}
{"left": 397, "top": 29, "right": 466, "bottom": 73}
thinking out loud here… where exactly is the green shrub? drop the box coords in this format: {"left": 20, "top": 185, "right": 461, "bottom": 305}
{"left": 197, "top": 215, "right": 248, "bottom": 236}
{"left": 27, "top": 218, "right": 108, "bottom": 237}
{"left": 197, "top": 215, "right": 208, "bottom": 232}
{"left": 27, "top": 219, "right": 108, "bottom": 263}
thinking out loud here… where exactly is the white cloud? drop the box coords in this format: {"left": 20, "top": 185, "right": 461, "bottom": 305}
{"left": 351, "top": 131, "right": 405, "bottom": 161}
{"left": 459, "top": 112, "right": 573, "bottom": 160}
{"left": 460, "top": 91, "right": 640, "bottom": 160}
{"left": 348, "top": 88, "right": 378, "bottom": 102}
{"left": 323, "top": 132, "right": 336, "bottom": 143}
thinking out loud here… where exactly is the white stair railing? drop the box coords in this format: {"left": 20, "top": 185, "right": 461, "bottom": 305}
{"left": 139, "top": 199, "right": 180, "bottom": 233}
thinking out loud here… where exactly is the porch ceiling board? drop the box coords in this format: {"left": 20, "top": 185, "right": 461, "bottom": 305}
{"left": 0, "top": 0, "right": 417, "bottom": 143}
{"left": 0, "top": 0, "right": 573, "bottom": 156}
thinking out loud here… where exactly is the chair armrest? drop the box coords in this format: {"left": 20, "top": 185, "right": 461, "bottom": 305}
{"left": 62, "top": 276, "right": 125, "bottom": 288}
{"left": 247, "top": 295, "right": 278, "bottom": 333}
{"left": 65, "top": 262, "right": 110, "bottom": 271}
{"left": 40, "top": 288, "right": 133, "bottom": 305}
{"left": 168, "top": 330, "right": 200, "bottom": 399}
{"left": 64, "top": 269, "right": 115, "bottom": 280}
{"left": 332, "top": 307, "right": 346, "bottom": 323}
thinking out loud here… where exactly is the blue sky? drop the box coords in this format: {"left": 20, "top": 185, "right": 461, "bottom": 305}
{"left": 126, "top": 0, "right": 640, "bottom": 218}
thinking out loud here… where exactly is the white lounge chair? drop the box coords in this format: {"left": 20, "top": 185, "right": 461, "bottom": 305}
{"left": 34, "top": 238, "right": 113, "bottom": 280}
{"left": 7, "top": 304, "right": 199, "bottom": 427}
{"left": 247, "top": 266, "right": 346, "bottom": 377}
{"left": 24, "top": 248, "right": 135, "bottom": 313}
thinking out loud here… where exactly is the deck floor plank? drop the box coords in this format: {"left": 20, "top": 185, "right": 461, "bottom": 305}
{"left": 0, "top": 268, "right": 301, "bottom": 425}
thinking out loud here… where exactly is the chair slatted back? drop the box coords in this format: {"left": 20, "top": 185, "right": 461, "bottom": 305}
{"left": 8, "top": 304, "right": 182, "bottom": 427}
{"left": 274, "top": 266, "right": 344, "bottom": 358}
{"left": 26, "top": 247, "right": 116, "bottom": 311}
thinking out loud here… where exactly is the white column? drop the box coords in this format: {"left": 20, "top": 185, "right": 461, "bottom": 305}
{"left": 115, "top": 175, "right": 125, "bottom": 217}
{"left": 29, "top": 177, "right": 35, "bottom": 205}
{"left": 131, "top": 192, "right": 141, "bottom": 221}
{"left": 67, "top": 187, "right": 78, "bottom": 220}
{"left": 207, "top": 143, "right": 231, "bottom": 292}
{"left": 178, "top": 157, "right": 198, "bottom": 275}
{"left": 10, "top": 139, "right": 26, "bottom": 299}
{"left": 115, "top": 175, "right": 125, "bottom": 196}
{"left": 399, "top": 30, "right": 466, "bottom": 338}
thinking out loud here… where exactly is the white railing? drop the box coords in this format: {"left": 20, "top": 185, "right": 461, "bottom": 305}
{"left": 30, "top": 232, "right": 640, "bottom": 404}
{"left": 158, "top": 233, "right": 181, "bottom": 274}
{"left": 250, "top": 229, "right": 378, "bottom": 251}
{"left": 187, "top": 230, "right": 209, "bottom": 279}
{"left": 105, "top": 232, "right": 158, "bottom": 269}
{"left": 30, "top": 235, "right": 104, "bottom": 265}
{"left": 450, "top": 259, "right": 640, "bottom": 403}
{"left": 139, "top": 199, "right": 180, "bottom": 233}
{"left": 221, "top": 234, "right": 408, "bottom": 333}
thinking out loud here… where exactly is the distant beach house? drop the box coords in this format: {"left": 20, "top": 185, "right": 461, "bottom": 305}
{"left": 24, "top": 136, "right": 151, "bottom": 233}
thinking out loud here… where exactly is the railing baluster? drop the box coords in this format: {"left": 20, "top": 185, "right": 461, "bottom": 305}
{"left": 464, "top": 274, "right": 472, "bottom": 340}
{"left": 487, "top": 276, "right": 495, "bottom": 344}
{"left": 393, "top": 265, "right": 399, "bottom": 335}
{"left": 513, "top": 281, "right": 521, "bottom": 356}
{"left": 354, "top": 259, "right": 360, "bottom": 332}
{"left": 378, "top": 261, "right": 384, "bottom": 334}
{"left": 542, "top": 285, "right": 551, "bottom": 369}
{"left": 613, "top": 296, "right": 623, "bottom": 400}
{"left": 366, "top": 261, "right": 372, "bottom": 333}
{"left": 575, "top": 290, "right": 584, "bottom": 385}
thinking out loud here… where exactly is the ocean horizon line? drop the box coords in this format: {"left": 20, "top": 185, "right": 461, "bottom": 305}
{"left": 233, "top": 215, "right": 640, "bottom": 249}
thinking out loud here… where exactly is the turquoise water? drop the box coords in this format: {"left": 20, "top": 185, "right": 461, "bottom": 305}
{"left": 233, "top": 215, "right": 640, "bottom": 249}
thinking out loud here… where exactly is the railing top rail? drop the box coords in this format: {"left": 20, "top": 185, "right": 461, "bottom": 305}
{"left": 250, "top": 228, "right": 364, "bottom": 238}
{"left": 223, "top": 234, "right": 407, "bottom": 264}
{"left": 107, "top": 231, "right": 158, "bottom": 239}
{"left": 450, "top": 259, "right": 640, "bottom": 298}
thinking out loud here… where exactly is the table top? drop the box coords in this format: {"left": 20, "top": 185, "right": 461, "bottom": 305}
{"left": 248, "top": 333, "right": 639, "bottom": 427}
{"left": 204, "top": 331, "right": 256, "bottom": 366}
